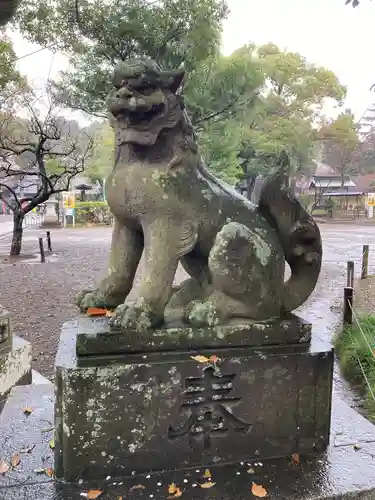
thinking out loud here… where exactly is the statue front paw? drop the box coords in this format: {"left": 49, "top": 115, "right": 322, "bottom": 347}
{"left": 75, "top": 289, "right": 121, "bottom": 312}
{"left": 109, "top": 299, "right": 162, "bottom": 332}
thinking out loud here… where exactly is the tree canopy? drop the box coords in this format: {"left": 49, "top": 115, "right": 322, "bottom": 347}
{"left": 11, "top": 0, "right": 358, "bottom": 185}
{"left": 14, "top": 0, "right": 228, "bottom": 116}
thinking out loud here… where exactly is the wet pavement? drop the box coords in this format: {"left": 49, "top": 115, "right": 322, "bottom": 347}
{"left": 2, "top": 384, "right": 375, "bottom": 499}
{"left": 296, "top": 224, "right": 375, "bottom": 406}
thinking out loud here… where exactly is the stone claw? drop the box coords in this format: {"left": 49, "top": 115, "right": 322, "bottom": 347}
{"left": 75, "top": 289, "right": 121, "bottom": 312}
{"left": 110, "top": 300, "right": 160, "bottom": 332}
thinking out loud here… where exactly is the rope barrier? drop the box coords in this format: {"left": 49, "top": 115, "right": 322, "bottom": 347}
{"left": 347, "top": 299, "right": 375, "bottom": 361}
{"left": 345, "top": 298, "right": 375, "bottom": 405}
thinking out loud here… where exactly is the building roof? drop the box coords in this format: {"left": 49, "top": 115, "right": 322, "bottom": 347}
{"left": 323, "top": 191, "right": 365, "bottom": 197}
{"left": 309, "top": 176, "right": 356, "bottom": 188}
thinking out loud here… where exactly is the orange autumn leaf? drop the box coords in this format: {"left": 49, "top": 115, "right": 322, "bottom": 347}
{"left": 105, "top": 309, "right": 115, "bottom": 317}
{"left": 292, "top": 453, "right": 300, "bottom": 465}
{"left": 0, "top": 460, "right": 9, "bottom": 474}
{"left": 86, "top": 307, "right": 107, "bottom": 317}
{"left": 168, "top": 482, "right": 183, "bottom": 498}
{"left": 190, "top": 355, "right": 210, "bottom": 363}
{"left": 23, "top": 407, "right": 33, "bottom": 415}
{"left": 168, "top": 482, "right": 178, "bottom": 494}
{"left": 87, "top": 490, "right": 103, "bottom": 499}
{"left": 45, "top": 467, "right": 55, "bottom": 478}
{"left": 251, "top": 482, "right": 268, "bottom": 497}
{"left": 168, "top": 489, "right": 183, "bottom": 498}
{"left": 199, "top": 481, "right": 216, "bottom": 489}
{"left": 11, "top": 455, "right": 20, "bottom": 467}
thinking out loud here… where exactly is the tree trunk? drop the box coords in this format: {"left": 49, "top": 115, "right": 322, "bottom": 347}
{"left": 10, "top": 212, "right": 25, "bottom": 256}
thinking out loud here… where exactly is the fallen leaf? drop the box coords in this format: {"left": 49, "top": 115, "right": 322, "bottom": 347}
{"left": 87, "top": 490, "right": 103, "bottom": 499}
{"left": 251, "top": 482, "right": 268, "bottom": 497}
{"left": 168, "top": 489, "right": 183, "bottom": 498}
{"left": 190, "top": 355, "right": 210, "bottom": 363}
{"left": 11, "top": 455, "right": 20, "bottom": 467}
{"left": 116, "top": 497, "right": 123, "bottom": 500}
{"left": 129, "top": 484, "right": 146, "bottom": 492}
{"left": 87, "top": 307, "right": 107, "bottom": 317}
{"left": 199, "top": 481, "right": 216, "bottom": 489}
{"left": 0, "top": 460, "right": 9, "bottom": 475}
{"left": 292, "top": 453, "right": 300, "bottom": 465}
{"left": 168, "top": 483, "right": 178, "bottom": 494}
{"left": 168, "top": 482, "right": 183, "bottom": 498}
{"left": 203, "top": 469, "right": 212, "bottom": 478}
{"left": 209, "top": 355, "right": 220, "bottom": 363}
{"left": 105, "top": 309, "right": 115, "bottom": 317}
{"left": 49, "top": 438, "right": 55, "bottom": 450}
{"left": 354, "top": 444, "right": 362, "bottom": 451}
{"left": 23, "top": 407, "right": 33, "bottom": 415}
{"left": 45, "top": 467, "right": 55, "bottom": 478}
{"left": 247, "top": 468, "right": 255, "bottom": 474}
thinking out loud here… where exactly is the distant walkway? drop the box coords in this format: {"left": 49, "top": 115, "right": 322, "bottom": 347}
{"left": 0, "top": 214, "right": 44, "bottom": 237}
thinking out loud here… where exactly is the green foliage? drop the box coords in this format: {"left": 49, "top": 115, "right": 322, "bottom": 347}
{"left": 0, "top": 35, "right": 24, "bottom": 92}
{"left": 84, "top": 123, "right": 114, "bottom": 183}
{"left": 187, "top": 43, "right": 347, "bottom": 181}
{"left": 334, "top": 315, "right": 375, "bottom": 419}
{"left": 320, "top": 110, "right": 360, "bottom": 176}
{"left": 14, "top": 0, "right": 228, "bottom": 115}
{"left": 75, "top": 201, "right": 112, "bottom": 224}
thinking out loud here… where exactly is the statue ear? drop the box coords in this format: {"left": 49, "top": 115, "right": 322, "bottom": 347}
{"left": 169, "top": 70, "right": 185, "bottom": 93}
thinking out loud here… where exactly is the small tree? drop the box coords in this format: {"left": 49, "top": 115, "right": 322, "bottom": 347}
{"left": 0, "top": 95, "right": 93, "bottom": 255}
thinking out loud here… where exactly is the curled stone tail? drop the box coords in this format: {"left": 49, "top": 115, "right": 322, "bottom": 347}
{"left": 257, "top": 153, "right": 322, "bottom": 312}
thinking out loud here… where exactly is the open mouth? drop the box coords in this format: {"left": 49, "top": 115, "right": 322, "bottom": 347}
{"left": 117, "top": 102, "right": 166, "bottom": 125}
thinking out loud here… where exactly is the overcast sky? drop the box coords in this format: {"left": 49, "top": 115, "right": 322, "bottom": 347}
{"left": 9, "top": 0, "right": 375, "bottom": 123}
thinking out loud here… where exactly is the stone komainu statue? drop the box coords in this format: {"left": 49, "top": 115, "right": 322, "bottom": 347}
{"left": 77, "top": 57, "right": 322, "bottom": 331}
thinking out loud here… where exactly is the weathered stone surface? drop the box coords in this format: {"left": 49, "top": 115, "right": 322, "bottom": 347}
{"left": 2, "top": 385, "right": 375, "bottom": 499}
{"left": 0, "top": 336, "right": 32, "bottom": 400}
{"left": 76, "top": 314, "right": 311, "bottom": 356}
{"left": 0, "top": 307, "right": 12, "bottom": 357}
{"left": 55, "top": 320, "right": 332, "bottom": 482}
{"left": 76, "top": 56, "right": 322, "bottom": 332}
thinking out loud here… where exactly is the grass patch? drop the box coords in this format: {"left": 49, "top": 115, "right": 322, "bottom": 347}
{"left": 334, "top": 315, "right": 375, "bottom": 419}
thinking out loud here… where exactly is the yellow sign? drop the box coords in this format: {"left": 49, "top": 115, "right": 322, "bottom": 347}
{"left": 63, "top": 193, "right": 76, "bottom": 209}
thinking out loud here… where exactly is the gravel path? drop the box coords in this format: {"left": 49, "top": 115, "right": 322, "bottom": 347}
{"left": 0, "top": 226, "right": 188, "bottom": 377}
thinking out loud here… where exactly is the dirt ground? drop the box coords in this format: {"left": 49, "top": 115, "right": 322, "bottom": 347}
{"left": 353, "top": 275, "right": 375, "bottom": 317}
{"left": 1, "top": 223, "right": 375, "bottom": 382}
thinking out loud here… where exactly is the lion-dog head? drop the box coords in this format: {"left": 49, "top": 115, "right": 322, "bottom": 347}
{"left": 107, "top": 57, "right": 185, "bottom": 147}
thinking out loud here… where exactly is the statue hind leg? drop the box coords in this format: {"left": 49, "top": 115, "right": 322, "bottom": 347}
{"left": 76, "top": 219, "right": 143, "bottom": 311}
{"left": 188, "top": 222, "right": 285, "bottom": 325}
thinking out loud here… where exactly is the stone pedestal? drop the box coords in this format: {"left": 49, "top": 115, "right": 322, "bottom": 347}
{"left": 55, "top": 316, "right": 333, "bottom": 482}
{"left": 0, "top": 308, "right": 32, "bottom": 408}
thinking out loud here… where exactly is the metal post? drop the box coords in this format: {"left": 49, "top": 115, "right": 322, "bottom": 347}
{"left": 343, "top": 287, "right": 353, "bottom": 325}
{"left": 46, "top": 231, "right": 52, "bottom": 252}
{"left": 361, "top": 245, "right": 369, "bottom": 279}
{"left": 38, "top": 237, "right": 45, "bottom": 263}
{"left": 347, "top": 261, "right": 354, "bottom": 288}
